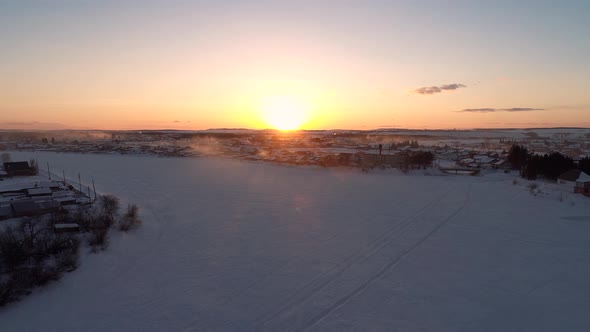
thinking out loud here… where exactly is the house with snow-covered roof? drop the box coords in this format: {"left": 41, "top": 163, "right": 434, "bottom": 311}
{"left": 558, "top": 169, "right": 590, "bottom": 195}
{"left": 575, "top": 171, "right": 590, "bottom": 195}
{"left": 558, "top": 169, "right": 582, "bottom": 186}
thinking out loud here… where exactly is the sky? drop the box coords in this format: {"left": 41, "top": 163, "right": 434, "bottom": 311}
{"left": 1, "top": 0, "right": 589, "bottom": 130}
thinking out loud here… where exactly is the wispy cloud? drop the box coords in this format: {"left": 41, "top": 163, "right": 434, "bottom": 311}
{"left": 503, "top": 107, "right": 545, "bottom": 112}
{"left": 415, "top": 83, "right": 466, "bottom": 95}
{"left": 458, "top": 107, "right": 545, "bottom": 113}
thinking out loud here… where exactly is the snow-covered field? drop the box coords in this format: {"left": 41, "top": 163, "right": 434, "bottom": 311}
{"left": 1, "top": 152, "right": 590, "bottom": 331}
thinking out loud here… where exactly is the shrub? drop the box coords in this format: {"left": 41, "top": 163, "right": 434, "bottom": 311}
{"left": 0, "top": 227, "right": 28, "bottom": 270}
{"left": 0, "top": 280, "right": 13, "bottom": 306}
{"left": 118, "top": 204, "right": 142, "bottom": 231}
{"left": 88, "top": 228, "right": 109, "bottom": 252}
{"left": 528, "top": 183, "right": 540, "bottom": 196}
{"left": 98, "top": 194, "right": 120, "bottom": 227}
{"left": 56, "top": 246, "right": 80, "bottom": 272}
{"left": 27, "top": 262, "right": 60, "bottom": 287}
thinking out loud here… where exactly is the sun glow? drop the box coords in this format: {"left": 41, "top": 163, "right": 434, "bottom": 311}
{"left": 260, "top": 95, "right": 310, "bottom": 131}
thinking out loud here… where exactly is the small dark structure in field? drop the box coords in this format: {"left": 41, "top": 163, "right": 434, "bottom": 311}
{"left": 439, "top": 167, "right": 481, "bottom": 176}
{"left": 54, "top": 223, "right": 80, "bottom": 233}
{"left": 3, "top": 161, "right": 36, "bottom": 177}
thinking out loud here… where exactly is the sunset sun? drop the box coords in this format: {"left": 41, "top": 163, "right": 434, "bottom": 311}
{"left": 260, "top": 96, "right": 310, "bottom": 131}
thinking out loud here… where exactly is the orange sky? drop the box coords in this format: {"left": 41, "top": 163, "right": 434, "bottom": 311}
{"left": 1, "top": 1, "right": 589, "bottom": 130}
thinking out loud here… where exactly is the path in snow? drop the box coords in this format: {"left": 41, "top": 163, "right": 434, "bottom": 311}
{"left": 1, "top": 152, "right": 590, "bottom": 331}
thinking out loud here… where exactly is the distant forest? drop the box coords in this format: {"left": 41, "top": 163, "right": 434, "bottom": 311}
{"left": 508, "top": 144, "right": 590, "bottom": 180}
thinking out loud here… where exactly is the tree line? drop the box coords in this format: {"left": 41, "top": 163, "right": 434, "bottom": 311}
{"left": 508, "top": 144, "right": 589, "bottom": 180}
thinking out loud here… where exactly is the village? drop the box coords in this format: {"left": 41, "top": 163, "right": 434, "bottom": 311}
{"left": 1, "top": 128, "right": 588, "bottom": 265}
{"left": 1, "top": 128, "right": 589, "bottom": 169}
{"left": 0, "top": 159, "right": 95, "bottom": 224}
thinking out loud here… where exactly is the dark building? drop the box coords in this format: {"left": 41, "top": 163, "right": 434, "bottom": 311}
{"left": 11, "top": 199, "right": 59, "bottom": 217}
{"left": 3, "top": 161, "right": 35, "bottom": 177}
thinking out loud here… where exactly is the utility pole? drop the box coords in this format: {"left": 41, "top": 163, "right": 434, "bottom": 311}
{"left": 47, "top": 162, "right": 51, "bottom": 180}
{"left": 78, "top": 173, "right": 82, "bottom": 193}
{"left": 92, "top": 179, "right": 97, "bottom": 201}
{"left": 62, "top": 170, "right": 66, "bottom": 185}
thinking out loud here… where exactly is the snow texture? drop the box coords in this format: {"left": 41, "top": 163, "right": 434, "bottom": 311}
{"left": 1, "top": 152, "right": 590, "bottom": 331}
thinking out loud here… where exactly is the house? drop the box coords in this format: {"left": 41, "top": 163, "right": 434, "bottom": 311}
{"left": 558, "top": 169, "right": 582, "bottom": 186}
{"left": 27, "top": 187, "right": 53, "bottom": 197}
{"left": 558, "top": 169, "right": 590, "bottom": 195}
{"left": 11, "top": 199, "right": 37, "bottom": 217}
{"left": 11, "top": 199, "right": 59, "bottom": 217}
{"left": 3, "top": 161, "right": 35, "bottom": 177}
{"left": 575, "top": 171, "right": 590, "bottom": 195}
{"left": 492, "top": 159, "right": 510, "bottom": 170}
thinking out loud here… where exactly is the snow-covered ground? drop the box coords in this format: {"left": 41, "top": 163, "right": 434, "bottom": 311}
{"left": 1, "top": 152, "right": 590, "bottom": 331}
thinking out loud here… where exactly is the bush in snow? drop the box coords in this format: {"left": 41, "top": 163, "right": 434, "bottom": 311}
{"left": 118, "top": 204, "right": 142, "bottom": 232}
{"left": 528, "top": 183, "right": 541, "bottom": 196}
{"left": 85, "top": 194, "right": 120, "bottom": 251}
{"left": 87, "top": 227, "right": 109, "bottom": 252}
{"left": 98, "top": 194, "right": 120, "bottom": 227}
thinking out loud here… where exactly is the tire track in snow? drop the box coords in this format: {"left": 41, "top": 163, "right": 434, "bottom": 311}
{"left": 254, "top": 186, "right": 458, "bottom": 331}
{"left": 300, "top": 183, "right": 472, "bottom": 331}
{"left": 219, "top": 189, "right": 414, "bottom": 308}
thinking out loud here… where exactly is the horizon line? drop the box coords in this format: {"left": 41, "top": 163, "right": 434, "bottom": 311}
{"left": 1, "top": 126, "right": 590, "bottom": 133}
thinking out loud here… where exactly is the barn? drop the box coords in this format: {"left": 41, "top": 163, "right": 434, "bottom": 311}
{"left": 3, "top": 161, "right": 36, "bottom": 177}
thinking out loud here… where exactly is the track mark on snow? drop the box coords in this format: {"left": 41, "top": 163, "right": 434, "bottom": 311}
{"left": 299, "top": 184, "right": 472, "bottom": 331}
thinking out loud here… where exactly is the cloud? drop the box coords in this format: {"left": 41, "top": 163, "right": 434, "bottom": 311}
{"left": 458, "top": 107, "right": 545, "bottom": 113}
{"left": 459, "top": 108, "right": 497, "bottom": 113}
{"left": 415, "top": 83, "right": 466, "bottom": 95}
{"left": 503, "top": 107, "right": 545, "bottom": 112}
